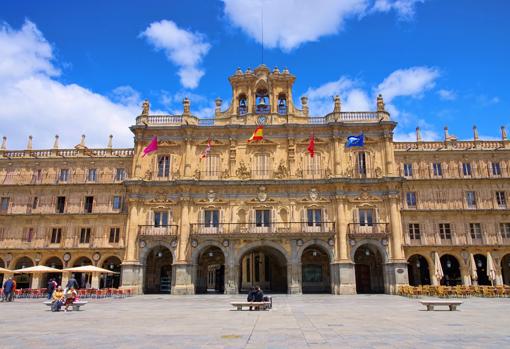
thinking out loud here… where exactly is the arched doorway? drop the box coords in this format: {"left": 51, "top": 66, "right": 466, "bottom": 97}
{"left": 474, "top": 254, "right": 490, "bottom": 286}
{"left": 195, "top": 246, "right": 225, "bottom": 294}
{"left": 144, "top": 246, "right": 173, "bottom": 294}
{"left": 354, "top": 244, "right": 384, "bottom": 294}
{"left": 44, "top": 256, "right": 63, "bottom": 287}
{"left": 73, "top": 256, "right": 93, "bottom": 289}
{"left": 14, "top": 256, "right": 34, "bottom": 289}
{"left": 101, "top": 256, "right": 122, "bottom": 288}
{"left": 440, "top": 254, "right": 461, "bottom": 286}
{"left": 239, "top": 246, "right": 287, "bottom": 293}
{"left": 501, "top": 254, "right": 510, "bottom": 285}
{"left": 301, "top": 245, "right": 331, "bottom": 293}
{"left": 407, "top": 255, "right": 431, "bottom": 286}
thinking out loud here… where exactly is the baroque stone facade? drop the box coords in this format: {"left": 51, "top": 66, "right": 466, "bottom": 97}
{"left": 1, "top": 65, "right": 509, "bottom": 294}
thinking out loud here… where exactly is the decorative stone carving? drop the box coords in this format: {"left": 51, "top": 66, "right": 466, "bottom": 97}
{"left": 309, "top": 188, "right": 319, "bottom": 201}
{"left": 296, "top": 169, "right": 303, "bottom": 178}
{"left": 142, "top": 99, "right": 150, "bottom": 116}
{"left": 348, "top": 188, "right": 382, "bottom": 203}
{"left": 375, "top": 167, "right": 382, "bottom": 178}
{"left": 193, "top": 169, "right": 201, "bottom": 180}
{"left": 207, "top": 190, "right": 216, "bottom": 202}
{"left": 274, "top": 160, "right": 289, "bottom": 179}
{"left": 172, "top": 170, "right": 181, "bottom": 180}
{"left": 143, "top": 170, "right": 152, "bottom": 180}
{"left": 235, "top": 160, "right": 251, "bottom": 179}
{"left": 257, "top": 186, "right": 268, "bottom": 202}
{"left": 221, "top": 169, "right": 230, "bottom": 179}
{"left": 325, "top": 168, "right": 332, "bottom": 178}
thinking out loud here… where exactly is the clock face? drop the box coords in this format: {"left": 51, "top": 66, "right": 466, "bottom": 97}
{"left": 257, "top": 116, "right": 267, "bottom": 125}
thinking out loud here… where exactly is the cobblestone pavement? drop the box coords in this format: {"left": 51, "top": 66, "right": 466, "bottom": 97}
{"left": 0, "top": 294, "right": 509, "bottom": 349}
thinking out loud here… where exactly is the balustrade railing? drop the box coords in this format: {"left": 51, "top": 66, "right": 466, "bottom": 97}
{"left": 0, "top": 170, "right": 128, "bottom": 185}
{"left": 190, "top": 221, "right": 335, "bottom": 236}
{"left": 348, "top": 223, "right": 389, "bottom": 236}
{"left": 138, "top": 225, "right": 178, "bottom": 236}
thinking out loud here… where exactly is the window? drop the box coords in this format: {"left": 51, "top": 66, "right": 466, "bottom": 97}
{"left": 0, "top": 197, "right": 9, "bottom": 212}
{"left": 254, "top": 154, "right": 270, "bottom": 178}
{"left": 115, "top": 168, "right": 125, "bottom": 181}
{"left": 255, "top": 209, "right": 271, "bottom": 227}
{"left": 109, "top": 227, "right": 120, "bottom": 243}
{"left": 357, "top": 152, "right": 367, "bottom": 176}
{"left": 462, "top": 163, "right": 472, "bottom": 176}
{"left": 307, "top": 208, "right": 322, "bottom": 227}
{"left": 359, "top": 209, "right": 374, "bottom": 226}
{"left": 23, "top": 228, "right": 35, "bottom": 242}
{"left": 432, "top": 162, "right": 442, "bottom": 176}
{"left": 408, "top": 223, "right": 421, "bottom": 240}
{"left": 80, "top": 228, "right": 91, "bottom": 244}
{"left": 56, "top": 196, "right": 66, "bottom": 213}
{"left": 112, "top": 196, "right": 123, "bottom": 210}
{"left": 157, "top": 156, "right": 170, "bottom": 177}
{"left": 59, "top": 169, "right": 69, "bottom": 182}
{"left": 204, "top": 155, "right": 220, "bottom": 177}
{"left": 84, "top": 196, "right": 94, "bottom": 213}
{"left": 204, "top": 210, "right": 219, "bottom": 228}
{"left": 466, "top": 191, "right": 477, "bottom": 208}
{"left": 32, "top": 169, "right": 42, "bottom": 183}
{"left": 87, "top": 168, "right": 97, "bottom": 182}
{"left": 403, "top": 163, "right": 413, "bottom": 177}
{"left": 306, "top": 154, "right": 322, "bottom": 176}
{"left": 469, "top": 223, "right": 482, "bottom": 239}
{"left": 32, "top": 196, "right": 38, "bottom": 210}
{"left": 439, "top": 223, "right": 451, "bottom": 240}
{"left": 154, "top": 211, "right": 169, "bottom": 227}
{"left": 500, "top": 223, "right": 510, "bottom": 238}
{"left": 496, "top": 191, "right": 506, "bottom": 208}
{"left": 492, "top": 162, "right": 501, "bottom": 176}
{"left": 406, "top": 192, "right": 417, "bottom": 208}
{"left": 50, "top": 228, "right": 62, "bottom": 244}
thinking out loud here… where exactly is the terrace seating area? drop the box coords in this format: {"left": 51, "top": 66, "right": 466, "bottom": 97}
{"left": 1, "top": 287, "right": 135, "bottom": 299}
{"left": 398, "top": 285, "right": 510, "bottom": 298}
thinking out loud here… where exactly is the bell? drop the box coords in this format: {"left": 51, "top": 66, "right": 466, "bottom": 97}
{"left": 258, "top": 98, "right": 266, "bottom": 106}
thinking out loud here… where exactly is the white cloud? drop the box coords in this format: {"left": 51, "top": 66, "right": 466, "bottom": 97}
{"left": 437, "top": 89, "right": 456, "bottom": 101}
{"left": 140, "top": 20, "right": 210, "bottom": 89}
{"left": 376, "top": 66, "right": 439, "bottom": 102}
{"left": 223, "top": 0, "right": 368, "bottom": 51}
{"left": 372, "top": 0, "right": 425, "bottom": 20}
{"left": 0, "top": 21, "right": 139, "bottom": 149}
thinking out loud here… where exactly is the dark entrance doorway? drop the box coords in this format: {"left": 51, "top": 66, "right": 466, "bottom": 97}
{"left": 440, "top": 254, "right": 461, "bottom": 286}
{"left": 101, "top": 256, "right": 122, "bottom": 288}
{"left": 239, "top": 246, "right": 287, "bottom": 293}
{"left": 44, "top": 256, "right": 63, "bottom": 287}
{"left": 407, "top": 255, "right": 431, "bottom": 286}
{"left": 196, "top": 246, "right": 225, "bottom": 294}
{"left": 14, "top": 256, "right": 34, "bottom": 289}
{"left": 301, "top": 245, "right": 331, "bottom": 293}
{"left": 144, "top": 246, "right": 173, "bottom": 294}
{"left": 474, "top": 254, "right": 490, "bottom": 286}
{"left": 354, "top": 244, "right": 384, "bottom": 294}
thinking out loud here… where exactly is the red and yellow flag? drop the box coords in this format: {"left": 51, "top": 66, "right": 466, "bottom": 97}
{"left": 248, "top": 125, "right": 264, "bottom": 142}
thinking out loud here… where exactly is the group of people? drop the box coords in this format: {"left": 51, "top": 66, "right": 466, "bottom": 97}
{"left": 2, "top": 277, "right": 17, "bottom": 302}
{"left": 49, "top": 274, "right": 79, "bottom": 312}
{"left": 247, "top": 286, "right": 271, "bottom": 310}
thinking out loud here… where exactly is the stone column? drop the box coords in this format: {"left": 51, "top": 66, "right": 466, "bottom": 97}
{"left": 91, "top": 273, "right": 100, "bottom": 289}
{"left": 389, "top": 196, "right": 405, "bottom": 261}
{"left": 288, "top": 262, "right": 302, "bottom": 294}
{"left": 61, "top": 272, "right": 70, "bottom": 289}
{"left": 336, "top": 198, "right": 348, "bottom": 261}
{"left": 224, "top": 245, "right": 239, "bottom": 294}
{"left": 183, "top": 138, "right": 192, "bottom": 178}
{"left": 31, "top": 274, "right": 41, "bottom": 289}
{"left": 384, "top": 134, "right": 395, "bottom": 176}
{"left": 172, "top": 194, "right": 194, "bottom": 294}
{"left": 333, "top": 137, "right": 341, "bottom": 175}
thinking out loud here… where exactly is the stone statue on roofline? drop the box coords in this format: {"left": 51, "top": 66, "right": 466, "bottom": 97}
{"left": 142, "top": 100, "right": 150, "bottom": 116}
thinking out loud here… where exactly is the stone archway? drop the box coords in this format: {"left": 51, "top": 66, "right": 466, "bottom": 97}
{"left": 407, "top": 254, "right": 431, "bottom": 286}
{"left": 195, "top": 246, "right": 225, "bottom": 294}
{"left": 501, "top": 254, "right": 510, "bottom": 285}
{"left": 101, "top": 256, "right": 122, "bottom": 288}
{"left": 354, "top": 244, "right": 384, "bottom": 294}
{"left": 440, "top": 254, "right": 461, "bottom": 286}
{"left": 14, "top": 256, "right": 34, "bottom": 289}
{"left": 301, "top": 244, "right": 331, "bottom": 293}
{"left": 43, "top": 256, "right": 64, "bottom": 287}
{"left": 474, "top": 254, "right": 490, "bottom": 286}
{"left": 144, "top": 246, "right": 173, "bottom": 294}
{"left": 73, "top": 256, "right": 93, "bottom": 289}
{"left": 239, "top": 245, "right": 288, "bottom": 294}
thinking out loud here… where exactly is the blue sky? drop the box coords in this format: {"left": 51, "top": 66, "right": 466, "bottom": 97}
{"left": 0, "top": 0, "right": 509, "bottom": 148}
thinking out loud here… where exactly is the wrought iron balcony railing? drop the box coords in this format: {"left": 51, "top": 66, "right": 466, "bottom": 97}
{"left": 190, "top": 221, "right": 335, "bottom": 236}
{"left": 348, "top": 223, "right": 389, "bottom": 237}
{"left": 138, "top": 225, "right": 178, "bottom": 237}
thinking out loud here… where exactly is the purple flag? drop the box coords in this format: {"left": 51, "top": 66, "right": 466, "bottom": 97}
{"left": 142, "top": 136, "right": 158, "bottom": 157}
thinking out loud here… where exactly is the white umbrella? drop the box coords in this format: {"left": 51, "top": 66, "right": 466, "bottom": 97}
{"left": 0, "top": 267, "right": 12, "bottom": 273}
{"left": 12, "top": 265, "right": 63, "bottom": 274}
{"left": 434, "top": 252, "right": 444, "bottom": 282}
{"left": 487, "top": 252, "right": 497, "bottom": 285}
{"left": 63, "top": 265, "right": 118, "bottom": 274}
{"left": 468, "top": 253, "right": 478, "bottom": 281}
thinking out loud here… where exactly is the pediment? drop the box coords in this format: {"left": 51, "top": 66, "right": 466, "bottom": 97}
{"left": 297, "top": 137, "right": 328, "bottom": 145}
{"left": 247, "top": 138, "right": 277, "bottom": 146}
{"left": 158, "top": 140, "right": 180, "bottom": 147}
{"left": 197, "top": 139, "right": 228, "bottom": 147}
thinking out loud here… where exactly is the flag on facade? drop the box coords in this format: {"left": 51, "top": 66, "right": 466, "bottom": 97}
{"left": 346, "top": 133, "right": 364, "bottom": 147}
{"left": 248, "top": 125, "right": 264, "bottom": 142}
{"left": 307, "top": 133, "right": 315, "bottom": 157}
{"left": 142, "top": 136, "right": 158, "bottom": 157}
{"left": 200, "top": 138, "right": 212, "bottom": 160}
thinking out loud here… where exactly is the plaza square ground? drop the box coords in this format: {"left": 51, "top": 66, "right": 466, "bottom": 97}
{"left": 0, "top": 295, "right": 509, "bottom": 349}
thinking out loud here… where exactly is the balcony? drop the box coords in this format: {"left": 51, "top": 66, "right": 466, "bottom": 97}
{"left": 190, "top": 221, "right": 335, "bottom": 236}
{"left": 277, "top": 106, "right": 287, "bottom": 115}
{"left": 138, "top": 225, "right": 178, "bottom": 237}
{"left": 0, "top": 170, "right": 127, "bottom": 186}
{"left": 403, "top": 230, "right": 507, "bottom": 247}
{"left": 255, "top": 104, "right": 270, "bottom": 114}
{"left": 199, "top": 170, "right": 223, "bottom": 180}
{"left": 238, "top": 106, "right": 248, "bottom": 116}
{"left": 348, "top": 223, "right": 389, "bottom": 237}
{"left": 251, "top": 169, "right": 272, "bottom": 179}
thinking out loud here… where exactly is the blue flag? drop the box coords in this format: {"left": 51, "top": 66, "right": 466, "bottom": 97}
{"left": 346, "top": 134, "right": 364, "bottom": 147}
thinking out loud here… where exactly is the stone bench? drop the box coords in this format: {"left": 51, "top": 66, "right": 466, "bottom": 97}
{"left": 230, "top": 301, "right": 271, "bottom": 311}
{"left": 420, "top": 300, "right": 463, "bottom": 311}
{"left": 44, "top": 300, "right": 88, "bottom": 311}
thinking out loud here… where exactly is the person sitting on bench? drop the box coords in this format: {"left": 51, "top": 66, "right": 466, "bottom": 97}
{"left": 51, "top": 286, "right": 65, "bottom": 312}
{"left": 64, "top": 287, "right": 77, "bottom": 312}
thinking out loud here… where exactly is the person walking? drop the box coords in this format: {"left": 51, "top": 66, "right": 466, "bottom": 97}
{"left": 65, "top": 274, "right": 79, "bottom": 291}
{"left": 47, "top": 278, "right": 57, "bottom": 299}
{"left": 3, "top": 277, "right": 14, "bottom": 302}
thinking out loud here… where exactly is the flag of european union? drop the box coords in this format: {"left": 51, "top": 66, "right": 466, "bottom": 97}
{"left": 346, "top": 134, "right": 364, "bottom": 147}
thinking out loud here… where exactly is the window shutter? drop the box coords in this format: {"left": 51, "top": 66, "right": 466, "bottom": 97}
{"left": 375, "top": 208, "right": 380, "bottom": 224}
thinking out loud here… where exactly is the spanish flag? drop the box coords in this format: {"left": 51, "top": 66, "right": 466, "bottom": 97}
{"left": 248, "top": 125, "right": 264, "bottom": 142}
{"left": 307, "top": 133, "right": 315, "bottom": 157}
